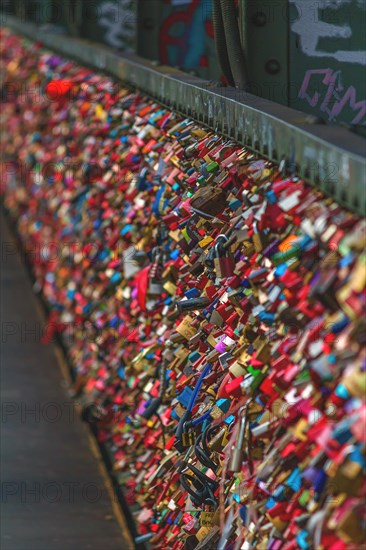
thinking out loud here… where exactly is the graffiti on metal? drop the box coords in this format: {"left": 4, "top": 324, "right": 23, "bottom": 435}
{"left": 98, "top": 0, "right": 136, "bottom": 50}
{"left": 299, "top": 68, "right": 366, "bottom": 124}
{"left": 159, "top": 0, "right": 214, "bottom": 72}
{"left": 290, "top": 0, "right": 366, "bottom": 65}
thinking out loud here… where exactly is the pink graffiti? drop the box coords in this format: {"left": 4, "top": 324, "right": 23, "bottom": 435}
{"left": 299, "top": 68, "right": 366, "bottom": 125}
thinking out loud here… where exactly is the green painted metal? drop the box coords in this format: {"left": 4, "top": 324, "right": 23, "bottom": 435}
{"left": 242, "top": 0, "right": 289, "bottom": 106}
{"left": 8, "top": 0, "right": 216, "bottom": 76}
{"left": 240, "top": 0, "right": 366, "bottom": 127}
{"left": 137, "top": 0, "right": 161, "bottom": 62}
{"left": 288, "top": 0, "right": 366, "bottom": 126}
{"left": 4, "top": 16, "right": 366, "bottom": 216}
{"left": 4, "top": 1, "right": 137, "bottom": 49}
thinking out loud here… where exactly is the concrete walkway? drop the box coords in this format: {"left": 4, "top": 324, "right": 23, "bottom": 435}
{"left": 0, "top": 211, "right": 134, "bottom": 550}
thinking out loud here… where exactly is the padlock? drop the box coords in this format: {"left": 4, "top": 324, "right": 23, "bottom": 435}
{"left": 209, "top": 427, "right": 229, "bottom": 452}
{"left": 228, "top": 409, "right": 247, "bottom": 473}
{"left": 181, "top": 431, "right": 196, "bottom": 448}
{"left": 148, "top": 246, "right": 165, "bottom": 295}
{"left": 213, "top": 235, "right": 235, "bottom": 279}
{"left": 190, "top": 185, "right": 227, "bottom": 216}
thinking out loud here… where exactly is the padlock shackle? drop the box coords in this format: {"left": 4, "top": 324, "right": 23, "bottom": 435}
{"left": 216, "top": 233, "right": 229, "bottom": 243}
{"left": 214, "top": 234, "right": 228, "bottom": 256}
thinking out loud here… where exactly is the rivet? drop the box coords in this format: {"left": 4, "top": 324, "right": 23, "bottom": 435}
{"left": 252, "top": 11, "right": 267, "bottom": 27}
{"left": 142, "top": 18, "right": 154, "bottom": 30}
{"left": 265, "top": 59, "right": 281, "bottom": 75}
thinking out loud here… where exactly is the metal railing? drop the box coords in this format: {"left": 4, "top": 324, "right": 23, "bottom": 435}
{"left": 3, "top": 16, "right": 366, "bottom": 216}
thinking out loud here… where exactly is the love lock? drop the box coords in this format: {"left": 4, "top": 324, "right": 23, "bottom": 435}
{"left": 148, "top": 246, "right": 165, "bottom": 295}
{"left": 213, "top": 235, "right": 235, "bottom": 279}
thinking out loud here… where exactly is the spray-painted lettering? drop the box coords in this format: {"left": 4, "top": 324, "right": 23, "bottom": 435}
{"left": 299, "top": 68, "right": 366, "bottom": 124}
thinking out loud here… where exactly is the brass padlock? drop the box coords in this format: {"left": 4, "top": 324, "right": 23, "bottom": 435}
{"left": 228, "top": 406, "right": 248, "bottom": 473}
{"left": 209, "top": 427, "right": 229, "bottom": 452}
{"left": 148, "top": 246, "right": 165, "bottom": 295}
{"left": 181, "top": 430, "right": 196, "bottom": 448}
{"left": 213, "top": 235, "right": 235, "bottom": 279}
